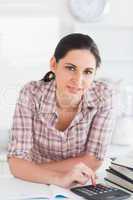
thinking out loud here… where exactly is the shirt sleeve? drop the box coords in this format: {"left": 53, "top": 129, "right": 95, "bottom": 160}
{"left": 85, "top": 85, "right": 117, "bottom": 160}
{"left": 7, "top": 83, "right": 36, "bottom": 161}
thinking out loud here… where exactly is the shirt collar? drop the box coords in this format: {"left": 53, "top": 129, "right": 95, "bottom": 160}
{"left": 40, "top": 80, "right": 57, "bottom": 114}
{"left": 82, "top": 82, "right": 98, "bottom": 111}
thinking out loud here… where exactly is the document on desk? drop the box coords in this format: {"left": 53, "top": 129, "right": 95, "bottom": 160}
{"left": 0, "top": 177, "right": 83, "bottom": 200}
{"left": 49, "top": 185, "right": 83, "bottom": 200}
{"left": 0, "top": 177, "right": 51, "bottom": 199}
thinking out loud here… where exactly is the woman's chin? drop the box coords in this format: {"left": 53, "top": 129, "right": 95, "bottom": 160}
{"left": 66, "top": 90, "right": 83, "bottom": 101}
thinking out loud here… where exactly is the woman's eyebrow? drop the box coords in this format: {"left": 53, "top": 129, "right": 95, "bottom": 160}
{"left": 65, "top": 63, "right": 77, "bottom": 68}
{"left": 65, "top": 63, "right": 95, "bottom": 71}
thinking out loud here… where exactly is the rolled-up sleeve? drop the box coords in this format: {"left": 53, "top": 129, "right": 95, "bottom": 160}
{"left": 86, "top": 86, "right": 117, "bottom": 160}
{"left": 7, "top": 83, "right": 36, "bottom": 161}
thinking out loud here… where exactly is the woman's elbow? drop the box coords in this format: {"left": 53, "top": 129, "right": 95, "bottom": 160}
{"left": 8, "top": 157, "right": 23, "bottom": 178}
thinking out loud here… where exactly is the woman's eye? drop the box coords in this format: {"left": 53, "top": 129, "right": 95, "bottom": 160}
{"left": 84, "top": 70, "right": 93, "bottom": 75}
{"left": 66, "top": 66, "right": 75, "bottom": 71}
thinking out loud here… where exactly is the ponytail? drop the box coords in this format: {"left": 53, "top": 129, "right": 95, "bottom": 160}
{"left": 41, "top": 71, "right": 55, "bottom": 82}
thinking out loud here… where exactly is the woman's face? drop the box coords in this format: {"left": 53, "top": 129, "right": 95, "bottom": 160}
{"left": 51, "top": 49, "right": 97, "bottom": 100}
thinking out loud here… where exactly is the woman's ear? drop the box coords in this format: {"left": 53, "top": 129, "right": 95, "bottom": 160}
{"left": 50, "top": 56, "right": 57, "bottom": 73}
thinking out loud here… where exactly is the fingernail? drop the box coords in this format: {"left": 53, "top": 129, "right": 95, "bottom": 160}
{"left": 93, "top": 182, "right": 96, "bottom": 187}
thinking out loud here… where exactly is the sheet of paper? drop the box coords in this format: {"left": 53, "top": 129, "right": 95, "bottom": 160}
{"left": 0, "top": 177, "right": 51, "bottom": 199}
{"left": 49, "top": 185, "right": 83, "bottom": 200}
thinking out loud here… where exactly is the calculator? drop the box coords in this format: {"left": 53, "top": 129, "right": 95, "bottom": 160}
{"left": 71, "top": 183, "right": 131, "bottom": 200}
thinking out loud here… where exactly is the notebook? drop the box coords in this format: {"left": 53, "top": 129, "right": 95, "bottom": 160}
{"left": 105, "top": 168, "right": 133, "bottom": 192}
{"left": 110, "top": 163, "right": 133, "bottom": 180}
{"left": 111, "top": 156, "right": 133, "bottom": 170}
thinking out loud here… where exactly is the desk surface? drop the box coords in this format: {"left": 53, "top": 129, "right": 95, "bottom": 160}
{"left": 0, "top": 176, "right": 132, "bottom": 200}
{"left": 0, "top": 145, "right": 133, "bottom": 200}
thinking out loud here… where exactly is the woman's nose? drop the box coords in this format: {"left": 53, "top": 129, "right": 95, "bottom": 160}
{"left": 73, "top": 73, "right": 83, "bottom": 87}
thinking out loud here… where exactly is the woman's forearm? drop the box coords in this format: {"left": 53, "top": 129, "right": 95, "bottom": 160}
{"left": 8, "top": 157, "right": 60, "bottom": 185}
{"left": 42, "top": 154, "right": 102, "bottom": 173}
{"left": 8, "top": 156, "right": 97, "bottom": 188}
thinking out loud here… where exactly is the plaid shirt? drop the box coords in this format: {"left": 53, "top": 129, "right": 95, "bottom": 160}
{"left": 8, "top": 79, "right": 117, "bottom": 163}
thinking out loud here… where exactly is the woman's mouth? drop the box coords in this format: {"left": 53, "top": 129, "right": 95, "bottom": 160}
{"left": 67, "top": 86, "right": 82, "bottom": 94}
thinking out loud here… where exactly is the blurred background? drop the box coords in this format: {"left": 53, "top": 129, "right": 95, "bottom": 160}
{"left": 0, "top": 0, "right": 133, "bottom": 163}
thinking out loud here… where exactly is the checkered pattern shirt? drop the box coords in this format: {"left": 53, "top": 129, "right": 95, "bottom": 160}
{"left": 8, "top": 79, "right": 117, "bottom": 163}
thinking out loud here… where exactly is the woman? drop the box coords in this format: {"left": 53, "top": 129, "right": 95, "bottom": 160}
{"left": 8, "top": 33, "right": 116, "bottom": 188}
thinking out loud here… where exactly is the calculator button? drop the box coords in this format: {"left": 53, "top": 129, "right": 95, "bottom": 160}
{"left": 76, "top": 188, "right": 93, "bottom": 196}
{"left": 107, "top": 189, "right": 114, "bottom": 192}
{"left": 99, "top": 191, "right": 104, "bottom": 194}
{"left": 82, "top": 188, "right": 95, "bottom": 195}
{"left": 86, "top": 190, "right": 97, "bottom": 195}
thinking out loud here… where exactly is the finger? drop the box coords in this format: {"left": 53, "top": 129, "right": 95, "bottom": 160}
{"left": 81, "top": 168, "right": 96, "bottom": 186}
{"left": 80, "top": 166, "right": 95, "bottom": 179}
{"left": 91, "top": 176, "right": 96, "bottom": 186}
{"left": 71, "top": 169, "right": 89, "bottom": 185}
{"left": 74, "top": 163, "right": 91, "bottom": 175}
{"left": 73, "top": 163, "right": 96, "bottom": 185}
{"left": 75, "top": 173, "right": 89, "bottom": 185}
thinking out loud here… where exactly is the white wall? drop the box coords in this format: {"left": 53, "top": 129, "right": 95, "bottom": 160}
{"left": 73, "top": 0, "right": 133, "bottom": 146}
{"left": 73, "top": 0, "right": 133, "bottom": 81}
{"left": 0, "top": 0, "right": 133, "bottom": 148}
{"left": 0, "top": 17, "right": 60, "bottom": 129}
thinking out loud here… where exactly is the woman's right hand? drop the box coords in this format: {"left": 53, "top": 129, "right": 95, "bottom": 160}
{"left": 55, "top": 162, "right": 96, "bottom": 188}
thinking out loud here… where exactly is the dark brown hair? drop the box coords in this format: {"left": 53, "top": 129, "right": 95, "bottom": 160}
{"left": 42, "top": 33, "right": 101, "bottom": 82}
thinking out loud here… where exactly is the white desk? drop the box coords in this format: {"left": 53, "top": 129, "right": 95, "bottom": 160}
{"left": 0, "top": 174, "right": 132, "bottom": 200}
{"left": 0, "top": 145, "right": 133, "bottom": 199}
{"left": 0, "top": 178, "right": 133, "bottom": 200}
